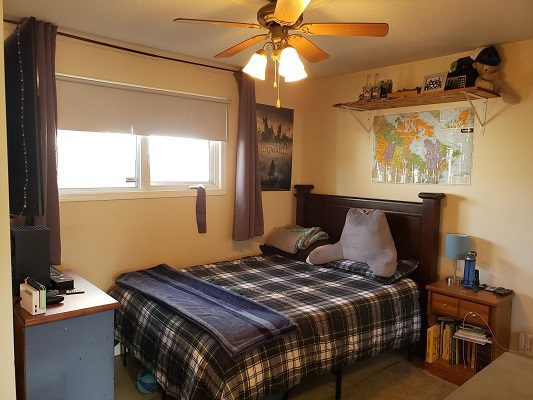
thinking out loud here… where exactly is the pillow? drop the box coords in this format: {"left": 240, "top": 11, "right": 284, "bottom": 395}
{"left": 307, "top": 208, "right": 397, "bottom": 277}
{"left": 265, "top": 225, "right": 329, "bottom": 254}
{"left": 327, "top": 259, "right": 419, "bottom": 284}
{"left": 260, "top": 239, "right": 332, "bottom": 262}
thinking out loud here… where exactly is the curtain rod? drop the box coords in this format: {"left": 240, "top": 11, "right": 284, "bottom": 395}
{"left": 3, "top": 18, "right": 239, "bottom": 73}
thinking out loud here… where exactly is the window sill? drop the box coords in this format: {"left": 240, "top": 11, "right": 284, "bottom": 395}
{"left": 59, "top": 187, "right": 226, "bottom": 202}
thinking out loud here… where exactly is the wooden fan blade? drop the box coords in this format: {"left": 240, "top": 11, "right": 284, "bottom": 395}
{"left": 288, "top": 35, "right": 329, "bottom": 63}
{"left": 299, "top": 23, "right": 389, "bottom": 37}
{"left": 173, "top": 18, "right": 264, "bottom": 30}
{"left": 274, "top": 0, "right": 311, "bottom": 25}
{"left": 215, "top": 34, "right": 269, "bottom": 58}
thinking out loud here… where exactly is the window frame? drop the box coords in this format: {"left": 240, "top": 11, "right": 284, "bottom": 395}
{"left": 59, "top": 132, "right": 225, "bottom": 202}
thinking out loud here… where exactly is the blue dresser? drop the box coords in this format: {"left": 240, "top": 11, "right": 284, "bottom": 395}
{"left": 14, "top": 272, "right": 119, "bottom": 400}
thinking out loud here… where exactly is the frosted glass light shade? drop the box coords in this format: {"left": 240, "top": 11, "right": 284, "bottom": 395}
{"left": 283, "top": 67, "right": 308, "bottom": 82}
{"left": 445, "top": 233, "right": 470, "bottom": 260}
{"left": 279, "top": 47, "right": 307, "bottom": 82}
{"left": 243, "top": 51, "right": 267, "bottom": 80}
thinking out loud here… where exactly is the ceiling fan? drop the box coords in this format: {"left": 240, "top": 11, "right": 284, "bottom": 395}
{"left": 174, "top": 0, "right": 389, "bottom": 64}
{"left": 175, "top": 0, "right": 388, "bottom": 106}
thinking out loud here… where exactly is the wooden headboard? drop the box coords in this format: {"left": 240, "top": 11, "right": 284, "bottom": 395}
{"left": 294, "top": 185, "right": 445, "bottom": 347}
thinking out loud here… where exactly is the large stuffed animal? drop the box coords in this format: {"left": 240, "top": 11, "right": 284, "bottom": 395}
{"left": 306, "top": 208, "right": 397, "bottom": 277}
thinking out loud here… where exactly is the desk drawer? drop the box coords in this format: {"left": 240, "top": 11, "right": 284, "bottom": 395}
{"left": 459, "top": 300, "right": 490, "bottom": 325}
{"left": 431, "top": 293, "right": 459, "bottom": 317}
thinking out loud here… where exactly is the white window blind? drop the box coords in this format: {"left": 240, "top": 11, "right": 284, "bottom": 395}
{"left": 56, "top": 74, "right": 229, "bottom": 141}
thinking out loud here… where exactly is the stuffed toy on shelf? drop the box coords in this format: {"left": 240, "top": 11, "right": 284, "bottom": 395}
{"left": 471, "top": 46, "right": 519, "bottom": 104}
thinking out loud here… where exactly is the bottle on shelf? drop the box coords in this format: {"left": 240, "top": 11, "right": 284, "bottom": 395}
{"left": 363, "top": 74, "right": 372, "bottom": 102}
{"left": 371, "top": 73, "right": 381, "bottom": 100}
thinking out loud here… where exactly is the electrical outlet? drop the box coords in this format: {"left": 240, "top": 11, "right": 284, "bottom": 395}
{"left": 527, "top": 334, "right": 533, "bottom": 355}
{"left": 519, "top": 332, "right": 526, "bottom": 352}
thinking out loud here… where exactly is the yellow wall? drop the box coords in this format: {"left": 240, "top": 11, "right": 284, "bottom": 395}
{"left": 300, "top": 39, "right": 533, "bottom": 345}
{"left": 0, "top": 3, "right": 17, "bottom": 398}
{"left": 52, "top": 35, "right": 303, "bottom": 290}
{"left": 3, "top": 21, "right": 530, "bottom": 367}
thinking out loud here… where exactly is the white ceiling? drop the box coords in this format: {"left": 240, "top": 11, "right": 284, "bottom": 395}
{"left": 4, "top": 0, "right": 533, "bottom": 78}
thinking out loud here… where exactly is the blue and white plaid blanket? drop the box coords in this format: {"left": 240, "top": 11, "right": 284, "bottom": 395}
{"left": 110, "top": 255, "right": 420, "bottom": 400}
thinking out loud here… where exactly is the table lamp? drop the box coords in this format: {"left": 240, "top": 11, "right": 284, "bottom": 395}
{"left": 445, "top": 233, "right": 470, "bottom": 284}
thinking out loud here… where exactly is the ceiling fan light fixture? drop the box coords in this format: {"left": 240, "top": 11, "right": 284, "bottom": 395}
{"left": 177, "top": 2, "right": 389, "bottom": 105}
{"left": 243, "top": 50, "right": 267, "bottom": 80}
{"left": 283, "top": 67, "right": 308, "bottom": 82}
{"left": 279, "top": 46, "right": 307, "bottom": 82}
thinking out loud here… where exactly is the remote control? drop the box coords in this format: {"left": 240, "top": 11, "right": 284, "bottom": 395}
{"left": 481, "top": 285, "right": 513, "bottom": 295}
{"left": 65, "top": 289, "right": 85, "bottom": 295}
{"left": 493, "top": 287, "right": 513, "bottom": 296}
{"left": 46, "top": 289, "right": 59, "bottom": 297}
{"left": 46, "top": 295, "right": 64, "bottom": 305}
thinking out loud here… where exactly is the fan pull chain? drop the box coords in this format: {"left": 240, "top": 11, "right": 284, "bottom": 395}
{"left": 273, "top": 60, "right": 277, "bottom": 88}
{"left": 276, "top": 60, "right": 281, "bottom": 108}
{"left": 276, "top": 80, "right": 281, "bottom": 108}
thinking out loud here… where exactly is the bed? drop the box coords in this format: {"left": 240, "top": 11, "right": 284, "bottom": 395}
{"left": 110, "top": 185, "right": 445, "bottom": 400}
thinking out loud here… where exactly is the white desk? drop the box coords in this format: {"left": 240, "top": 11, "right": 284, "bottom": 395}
{"left": 14, "top": 272, "right": 119, "bottom": 400}
{"left": 444, "top": 352, "right": 533, "bottom": 399}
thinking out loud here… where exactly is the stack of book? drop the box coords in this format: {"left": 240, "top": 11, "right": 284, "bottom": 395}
{"left": 426, "top": 318, "right": 493, "bottom": 372}
{"left": 454, "top": 324, "right": 492, "bottom": 345}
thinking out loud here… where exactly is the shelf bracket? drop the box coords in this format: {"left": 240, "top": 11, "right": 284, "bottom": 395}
{"left": 463, "top": 91, "right": 488, "bottom": 135}
{"left": 342, "top": 106, "right": 373, "bottom": 137}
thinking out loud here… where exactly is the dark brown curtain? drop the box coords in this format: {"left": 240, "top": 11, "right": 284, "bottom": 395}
{"left": 232, "top": 72, "right": 264, "bottom": 240}
{"left": 17, "top": 20, "right": 61, "bottom": 265}
{"left": 34, "top": 20, "right": 61, "bottom": 264}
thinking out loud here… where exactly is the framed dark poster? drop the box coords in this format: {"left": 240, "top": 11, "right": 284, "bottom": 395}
{"left": 256, "top": 103, "right": 294, "bottom": 191}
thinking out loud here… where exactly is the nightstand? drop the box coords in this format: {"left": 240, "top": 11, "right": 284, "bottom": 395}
{"left": 424, "top": 279, "right": 513, "bottom": 385}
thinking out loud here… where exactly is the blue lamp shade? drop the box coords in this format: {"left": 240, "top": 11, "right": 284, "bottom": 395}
{"left": 445, "top": 234, "right": 470, "bottom": 260}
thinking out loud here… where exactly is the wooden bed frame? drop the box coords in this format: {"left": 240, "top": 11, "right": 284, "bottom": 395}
{"left": 294, "top": 185, "right": 445, "bottom": 355}
{"left": 158, "top": 185, "right": 445, "bottom": 400}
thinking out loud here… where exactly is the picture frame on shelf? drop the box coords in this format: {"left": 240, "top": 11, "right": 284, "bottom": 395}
{"left": 422, "top": 72, "right": 447, "bottom": 92}
{"left": 445, "top": 75, "right": 467, "bottom": 90}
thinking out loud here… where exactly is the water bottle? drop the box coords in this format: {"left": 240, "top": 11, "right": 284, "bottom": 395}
{"left": 463, "top": 251, "right": 477, "bottom": 288}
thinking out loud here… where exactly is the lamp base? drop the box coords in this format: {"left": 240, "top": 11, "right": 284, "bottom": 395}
{"left": 452, "top": 260, "right": 463, "bottom": 286}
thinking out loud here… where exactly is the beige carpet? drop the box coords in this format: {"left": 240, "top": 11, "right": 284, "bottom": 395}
{"left": 342, "top": 358, "right": 457, "bottom": 399}
{"left": 289, "top": 353, "right": 457, "bottom": 400}
{"left": 115, "top": 352, "right": 457, "bottom": 400}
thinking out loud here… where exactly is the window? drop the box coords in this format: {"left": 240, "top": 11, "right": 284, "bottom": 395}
{"left": 58, "top": 131, "right": 138, "bottom": 189}
{"left": 55, "top": 75, "right": 229, "bottom": 200}
{"left": 148, "top": 136, "right": 211, "bottom": 184}
{"left": 58, "top": 130, "right": 222, "bottom": 199}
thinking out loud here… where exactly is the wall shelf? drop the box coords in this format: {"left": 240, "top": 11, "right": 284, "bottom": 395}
{"left": 333, "top": 87, "right": 499, "bottom": 111}
{"left": 333, "top": 87, "right": 500, "bottom": 134}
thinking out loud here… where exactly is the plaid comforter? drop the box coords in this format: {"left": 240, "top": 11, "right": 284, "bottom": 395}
{"left": 110, "top": 255, "right": 420, "bottom": 400}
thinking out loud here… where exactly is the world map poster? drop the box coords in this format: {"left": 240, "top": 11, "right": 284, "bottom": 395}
{"left": 373, "top": 108, "right": 474, "bottom": 185}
